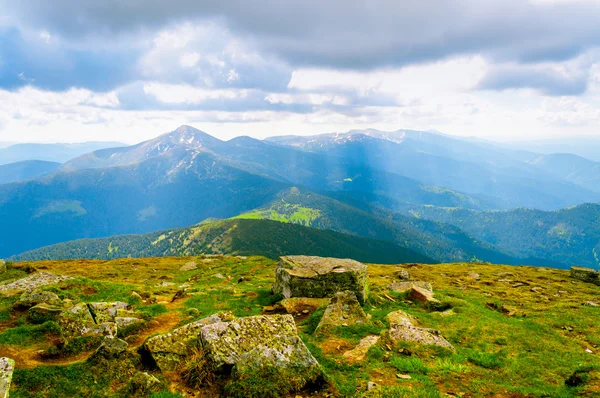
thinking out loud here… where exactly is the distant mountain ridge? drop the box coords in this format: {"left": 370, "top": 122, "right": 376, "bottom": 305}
{"left": 12, "top": 218, "right": 434, "bottom": 264}
{"left": 0, "top": 160, "right": 60, "bottom": 184}
{"left": 0, "top": 141, "right": 125, "bottom": 165}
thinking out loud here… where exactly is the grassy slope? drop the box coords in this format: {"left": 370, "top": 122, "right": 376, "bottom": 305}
{"left": 1, "top": 257, "right": 599, "bottom": 397}
{"left": 13, "top": 218, "right": 434, "bottom": 265}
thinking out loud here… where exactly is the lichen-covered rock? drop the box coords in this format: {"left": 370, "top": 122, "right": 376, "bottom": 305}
{"left": 93, "top": 336, "right": 129, "bottom": 360}
{"left": 342, "top": 336, "right": 380, "bottom": 363}
{"left": 15, "top": 289, "right": 62, "bottom": 308}
{"left": 388, "top": 281, "right": 432, "bottom": 294}
{"left": 273, "top": 256, "right": 369, "bottom": 304}
{"left": 115, "top": 317, "right": 145, "bottom": 337}
{"left": 88, "top": 302, "right": 129, "bottom": 323}
{"left": 0, "top": 272, "right": 72, "bottom": 293}
{"left": 386, "top": 310, "right": 454, "bottom": 351}
{"left": 143, "top": 312, "right": 233, "bottom": 371}
{"left": 27, "top": 303, "right": 63, "bottom": 324}
{"left": 58, "top": 303, "right": 116, "bottom": 339}
{"left": 0, "top": 260, "right": 6, "bottom": 274}
{"left": 200, "top": 314, "right": 320, "bottom": 378}
{"left": 128, "top": 372, "right": 162, "bottom": 395}
{"left": 180, "top": 261, "right": 197, "bottom": 271}
{"left": 570, "top": 266, "right": 600, "bottom": 285}
{"left": 394, "top": 269, "right": 411, "bottom": 281}
{"left": 279, "top": 297, "right": 330, "bottom": 314}
{"left": 0, "top": 357, "right": 14, "bottom": 398}
{"left": 315, "top": 291, "right": 369, "bottom": 334}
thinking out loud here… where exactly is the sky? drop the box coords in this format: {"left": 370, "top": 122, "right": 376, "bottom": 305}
{"left": 0, "top": 0, "right": 600, "bottom": 144}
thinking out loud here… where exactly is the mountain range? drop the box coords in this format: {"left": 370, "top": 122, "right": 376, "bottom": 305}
{"left": 1, "top": 125, "right": 599, "bottom": 269}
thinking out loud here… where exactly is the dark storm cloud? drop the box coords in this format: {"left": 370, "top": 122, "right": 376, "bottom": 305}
{"left": 478, "top": 65, "right": 589, "bottom": 96}
{"left": 1, "top": 0, "right": 599, "bottom": 97}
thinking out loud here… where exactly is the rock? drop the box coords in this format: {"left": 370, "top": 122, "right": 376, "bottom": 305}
{"left": 93, "top": 336, "right": 128, "bottom": 359}
{"left": 273, "top": 256, "right": 369, "bottom": 304}
{"left": 129, "top": 372, "right": 162, "bottom": 394}
{"left": 531, "top": 287, "right": 543, "bottom": 293}
{"left": 201, "top": 314, "right": 323, "bottom": 392}
{"left": 315, "top": 291, "right": 369, "bottom": 334}
{"left": 409, "top": 286, "right": 448, "bottom": 311}
{"left": 570, "top": 266, "right": 600, "bottom": 285}
{"left": 27, "top": 303, "right": 63, "bottom": 324}
{"left": 386, "top": 310, "right": 455, "bottom": 351}
{"left": 115, "top": 317, "right": 145, "bottom": 336}
{"left": 0, "top": 272, "right": 72, "bottom": 293}
{"left": 0, "top": 260, "right": 6, "bottom": 274}
{"left": 388, "top": 281, "right": 432, "bottom": 294}
{"left": 279, "top": 297, "right": 330, "bottom": 314}
{"left": 394, "top": 269, "right": 411, "bottom": 281}
{"left": 58, "top": 303, "right": 116, "bottom": 340}
{"left": 180, "top": 261, "right": 197, "bottom": 271}
{"left": 367, "top": 381, "right": 378, "bottom": 391}
{"left": 0, "top": 358, "right": 14, "bottom": 398}
{"left": 467, "top": 272, "right": 480, "bottom": 280}
{"left": 583, "top": 301, "right": 599, "bottom": 307}
{"left": 130, "top": 291, "right": 143, "bottom": 301}
{"left": 88, "top": 302, "right": 129, "bottom": 323}
{"left": 213, "top": 273, "right": 225, "bottom": 279}
{"left": 143, "top": 312, "right": 233, "bottom": 371}
{"left": 342, "top": 336, "right": 380, "bottom": 363}
{"left": 15, "top": 289, "right": 62, "bottom": 308}
{"left": 397, "top": 374, "right": 411, "bottom": 380}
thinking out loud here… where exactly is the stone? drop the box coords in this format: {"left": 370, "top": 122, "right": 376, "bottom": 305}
{"left": 467, "top": 272, "right": 480, "bottom": 280}
{"left": 273, "top": 256, "right": 369, "bottom": 304}
{"left": 143, "top": 312, "right": 233, "bottom": 371}
{"left": 179, "top": 261, "right": 197, "bottom": 271}
{"left": 93, "top": 336, "right": 128, "bottom": 359}
{"left": 27, "top": 303, "right": 63, "bottom": 324}
{"left": 88, "top": 302, "right": 129, "bottom": 323}
{"left": 0, "top": 272, "right": 72, "bottom": 293}
{"left": 213, "top": 273, "right": 225, "bottom": 279}
{"left": 570, "top": 266, "right": 600, "bottom": 285}
{"left": 367, "top": 381, "right": 378, "bottom": 391}
{"left": 394, "top": 269, "right": 411, "bottom": 281}
{"left": 583, "top": 301, "right": 599, "bottom": 307}
{"left": 279, "top": 297, "right": 330, "bottom": 314}
{"left": 397, "top": 374, "right": 412, "bottom": 380}
{"left": 408, "top": 286, "right": 448, "bottom": 311}
{"left": 115, "top": 317, "right": 145, "bottom": 335}
{"left": 129, "top": 372, "right": 162, "bottom": 394}
{"left": 58, "top": 303, "right": 116, "bottom": 340}
{"left": 386, "top": 310, "right": 455, "bottom": 351}
{"left": 15, "top": 289, "right": 62, "bottom": 308}
{"left": 130, "top": 291, "right": 143, "bottom": 301}
{"left": 342, "top": 336, "right": 380, "bottom": 363}
{"left": 315, "top": 291, "right": 369, "bottom": 334}
{"left": 0, "top": 358, "right": 14, "bottom": 398}
{"left": 201, "top": 314, "right": 323, "bottom": 392}
{"left": 388, "top": 281, "right": 432, "bottom": 294}
{"left": 0, "top": 260, "right": 6, "bottom": 274}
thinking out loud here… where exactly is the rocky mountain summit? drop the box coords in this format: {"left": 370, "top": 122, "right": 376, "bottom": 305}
{"left": 0, "top": 255, "right": 599, "bottom": 396}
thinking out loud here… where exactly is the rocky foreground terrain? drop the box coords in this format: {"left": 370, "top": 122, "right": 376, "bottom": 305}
{"left": 0, "top": 256, "right": 599, "bottom": 397}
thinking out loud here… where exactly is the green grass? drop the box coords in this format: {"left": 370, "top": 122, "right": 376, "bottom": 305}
{"left": 0, "top": 321, "right": 60, "bottom": 345}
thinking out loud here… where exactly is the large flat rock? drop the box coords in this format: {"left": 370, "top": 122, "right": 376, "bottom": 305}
{"left": 315, "top": 290, "right": 369, "bottom": 334}
{"left": 386, "top": 310, "right": 454, "bottom": 351}
{"left": 0, "top": 272, "right": 72, "bottom": 293}
{"left": 570, "top": 266, "right": 600, "bottom": 285}
{"left": 273, "top": 256, "right": 368, "bottom": 304}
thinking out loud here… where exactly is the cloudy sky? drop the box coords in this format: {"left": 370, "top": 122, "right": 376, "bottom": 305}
{"left": 1, "top": 0, "right": 600, "bottom": 144}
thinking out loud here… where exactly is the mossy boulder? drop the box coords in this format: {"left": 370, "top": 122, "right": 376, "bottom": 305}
{"left": 88, "top": 302, "right": 129, "bottom": 323}
{"left": 570, "top": 266, "right": 600, "bottom": 285}
{"left": 58, "top": 303, "right": 116, "bottom": 340}
{"left": 200, "top": 315, "right": 322, "bottom": 386}
{"left": 15, "top": 289, "right": 62, "bottom": 309}
{"left": 0, "top": 357, "right": 14, "bottom": 398}
{"left": 93, "top": 336, "right": 129, "bottom": 360}
{"left": 27, "top": 303, "right": 63, "bottom": 324}
{"left": 315, "top": 290, "right": 369, "bottom": 334}
{"left": 273, "top": 256, "right": 368, "bottom": 304}
{"left": 143, "top": 312, "right": 233, "bottom": 371}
